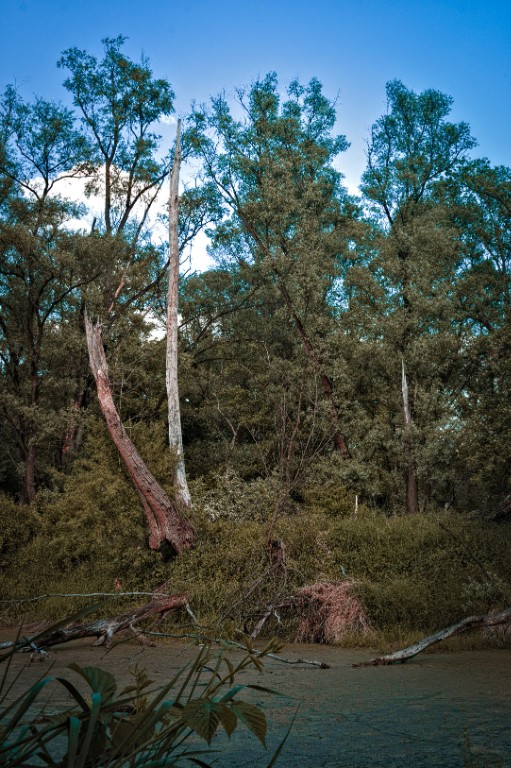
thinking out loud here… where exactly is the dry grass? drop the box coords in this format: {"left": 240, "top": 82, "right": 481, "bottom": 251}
{"left": 294, "top": 579, "right": 373, "bottom": 644}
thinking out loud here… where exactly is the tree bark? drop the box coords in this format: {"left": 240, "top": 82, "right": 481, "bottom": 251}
{"left": 401, "top": 360, "right": 419, "bottom": 514}
{"left": 23, "top": 441, "right": 36, "bottom": 505}
{"left": 355, "top": 607, "right": 511, "bottom": 666}
{"left": 84, "top": 312, "right": 195, "bottom": 553}
{"left": 0, "top": 594, "right": 188, "bottom": 652}
{"left": 166, "top": 119, "right": 192, "bottom": 512}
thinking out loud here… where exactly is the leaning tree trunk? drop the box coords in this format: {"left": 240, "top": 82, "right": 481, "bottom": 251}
{"left": 166, "top": 119, "right": 192, "bottom": 512}
{"left": 84, "top": 312, "right": 195, "bottom": 554}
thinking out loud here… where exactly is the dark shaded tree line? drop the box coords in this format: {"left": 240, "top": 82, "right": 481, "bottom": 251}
{"left": 1, "top": 38, "right": 510, "bottom": 547}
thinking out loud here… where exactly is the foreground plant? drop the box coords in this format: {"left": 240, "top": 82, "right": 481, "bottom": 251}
{"left": 0, "top": 622, "right": 289, "bottom": 767}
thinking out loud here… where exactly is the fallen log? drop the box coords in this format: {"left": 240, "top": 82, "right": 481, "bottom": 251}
{"left": 0, "top": 594, "right": 188, "bottom": 654}
{"left": 355, "top": 606, "right": 511, "bottom": 667}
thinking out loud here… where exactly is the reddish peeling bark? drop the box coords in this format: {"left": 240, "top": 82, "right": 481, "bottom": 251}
{"left": 84, "top": 312, "right": 195, "bottom": 553}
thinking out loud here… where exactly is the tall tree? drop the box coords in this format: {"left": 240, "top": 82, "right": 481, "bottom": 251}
{"left": 58, "top": 36, "right": 175, "bottom": 312}
{"left": 439, "top": 160, "right": 511, "bottom": 511}
{"left": 167, "top": 120, "right": 192, "bottom": 511}
{"left": 0, "top": 86, "right": 96, "bottom": 501}
{"left": 360, "top": 80, "right": 476, "bottom": 512}
{"left": 59, "top": 38, "right": 196, "bottom": 549}
{"left": 188, "top": 74, "right": 360, "bottom": 462}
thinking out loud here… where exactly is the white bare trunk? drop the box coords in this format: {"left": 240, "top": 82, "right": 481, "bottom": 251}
{"left": 401, "top": 358, "right": 412, "bottom": 427}
{"left": 166, "top": 120, "right": 192, "bottom": 511}
{"left": 401, "top": 358, "right": 418, "bottom": 514}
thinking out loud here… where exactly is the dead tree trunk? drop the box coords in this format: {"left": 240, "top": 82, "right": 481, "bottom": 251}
{"left": 355, "top": 606, "right": 511, "bottom": 667}
{"left": 0, "top": 594, "right": 188, "bottom": 652}
{"left": 84, "top": 312, "right": 195, "bottom": 553}
{"left": 166, "top": 119, "right": 192, "bottom": 512}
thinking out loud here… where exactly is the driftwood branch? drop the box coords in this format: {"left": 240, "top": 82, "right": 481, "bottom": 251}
{"left": 0, "top": 595, "right": 188, "bottom": 653}
{"left": 355, "top": 606, "right": 511, "bottom": 667}
{"left": 142, "top": 631, "right": 330, "bottom": 668}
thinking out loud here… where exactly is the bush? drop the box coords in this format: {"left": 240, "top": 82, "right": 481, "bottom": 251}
{"left": 2, "top": 443, "right": 510, "bottom": 643}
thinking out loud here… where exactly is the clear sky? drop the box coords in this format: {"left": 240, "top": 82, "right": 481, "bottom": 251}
{"left": 2, "top": 0, "right": 511, "bottom": 194}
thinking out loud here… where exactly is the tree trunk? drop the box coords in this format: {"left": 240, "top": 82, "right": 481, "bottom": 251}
{"left": 0, "top": 594, "right": 188, "bottom": 652}
{"left": 166, "top": 119, "right": 192, "bottom": 511}
{"left": 23, "top": 441, "right": 36, "bottom": 505}
{"left": 61, "top": 373, "right": 90, "bottom": 465}
{"left": 355, "top": 607, "right": 511, "bottom": 666}
{"left": 279, "top": 282, "right": 351, "bottom": 459}
{"left": 401, "top": 360, "right": 419, "bottom": 514}
{"left": 84, "top": 312, "right": 195, "bottom": 554}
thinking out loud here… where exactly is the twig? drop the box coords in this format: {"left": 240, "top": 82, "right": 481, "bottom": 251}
{"left": 0, "top": 591, "right": 178, "bottom": 605}
{"left": 142, "top": 630, "right": 330, "bottom": 668}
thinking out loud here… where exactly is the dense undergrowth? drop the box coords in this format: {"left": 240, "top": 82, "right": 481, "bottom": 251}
{"left": 1, "top": 452, "right": 510, "bottom": 646}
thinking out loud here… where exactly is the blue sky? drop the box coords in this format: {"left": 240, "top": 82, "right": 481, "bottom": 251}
{"left": 2, "top": 0, "right": 511, "bottom": 192}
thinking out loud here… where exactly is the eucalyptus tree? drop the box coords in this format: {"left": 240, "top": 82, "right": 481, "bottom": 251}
{"left": 188, "top": 74, "right": 362, "bottom": 467}
{"left": 360, "top": 80, "right": 476, "bottom": 513}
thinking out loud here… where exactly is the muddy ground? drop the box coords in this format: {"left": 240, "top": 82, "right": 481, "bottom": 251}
{"left": 2, "top": 638, "right": 510, "bottom": 767}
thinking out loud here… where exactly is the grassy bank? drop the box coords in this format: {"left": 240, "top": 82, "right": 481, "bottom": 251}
{"left": 1, "top": 473, "right": 510, "bottom": 647}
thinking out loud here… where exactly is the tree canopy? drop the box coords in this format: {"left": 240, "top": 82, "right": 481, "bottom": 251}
{"left": 1, "top": 41, "right": 509, "bottom": 528}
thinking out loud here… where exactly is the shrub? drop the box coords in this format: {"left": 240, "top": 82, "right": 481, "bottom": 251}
{"left": 0, "top": 617, "right": 287, "bottom": 767}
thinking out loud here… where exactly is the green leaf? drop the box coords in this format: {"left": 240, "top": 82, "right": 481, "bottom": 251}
{"left": 222, "top": 655, "right": 235, "bottom": 687}
{"left": 65, "top": 716, "right": 81, "bottom": 768}
{"left": 4, "top": 676, "right": 54, "bottom": 732}
{"left": 217, "top": 702, "right": 237, "bottom": 737}
{"left": 230, "top": 701, "right": 267, "bottom": 746}
{"left": 68, "top": 664, "right": 117, "bottom": 704}
{"left": 182, "top": 699, "right": 221, "bottom": 744}
{"left": 55, "top": 677, "right": 90, "bottom": 712}
{"left": 219, "top": 684, "right": 245, "bottom": 703}
{"left": 76, "top": 691, "right": 102, "bottom": 768}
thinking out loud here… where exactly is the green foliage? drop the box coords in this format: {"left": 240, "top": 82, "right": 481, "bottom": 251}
{"left": 0, "top": 494, "right": 41, "bottom": 557}
{"left": 0, "top": 421, "right": 172, "bottom": 616}
{"left": 175, "top": 510, "right": 511, "bottom": 637}
{"left": 2, "top": 415, "right": 510, "bottom": 640}
{"left": 0, "top": 619, "right": 285, "bottom": 767}
{"left": 329, "top": 514, "right": 511, "bottom": 631}
{"left": 192, "top": 471, "right": 284, "bottom": 522}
